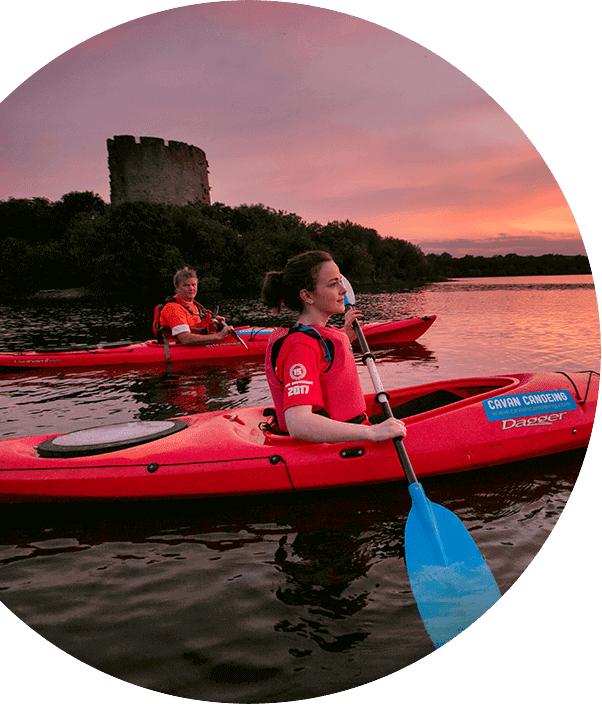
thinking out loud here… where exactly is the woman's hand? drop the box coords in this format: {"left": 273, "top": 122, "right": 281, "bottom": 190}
{"left": 366, "top": 417, "right": 407, "bottom": 442}
{"left": 343, "top": 308, "right": 363, "bottom": 343}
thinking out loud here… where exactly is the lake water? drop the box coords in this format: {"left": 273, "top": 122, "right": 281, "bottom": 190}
{"left": 0, "top": 275, "right": 599, "bottom": 702}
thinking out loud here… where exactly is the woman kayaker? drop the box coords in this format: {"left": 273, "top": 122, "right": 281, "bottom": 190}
{"left": 262, "top": 250, "right": 407, "bottom": 443}
{"left": 158, "top": 267, "right": 233, "bottom": 346}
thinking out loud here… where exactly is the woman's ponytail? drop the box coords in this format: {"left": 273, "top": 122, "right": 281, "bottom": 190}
{"left": 261, "top": 250, "right": 333, "bottom": 313}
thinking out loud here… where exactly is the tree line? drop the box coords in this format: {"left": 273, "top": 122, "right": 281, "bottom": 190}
{"left": 427, "top": 251, "right": 590, "bottom": 278}
{"left": 0, "top": 192, "right": 591, "bottom": 300}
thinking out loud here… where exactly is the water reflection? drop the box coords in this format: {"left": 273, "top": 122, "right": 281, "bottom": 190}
{"left": 369, "top": 342, "right": 435, "bottom": 365}
{"left": 0, "top": 276, "right": 596, "bottom": 701}
{"left": 0, "top": 341, "right": 439, "bottom": 439}
{"left": 0, "top": 445, "right": 586, "bottom": 700}
{"left": 0, "top": 449, "right": 582, "bottom": 568}
{"left": 129, "top": 363, "right": 260, "bottom": 419}
{"left": 274, "top": 529, "right": 372, "bottom": 651}
{"left": 433, "top": 276, "right": 595, "bottom": 293}
{"left": 0, "top": 280, "right": 597, "bottom": 479}
{"left": 0, "top": 360, "right": 266, "bottom": 438}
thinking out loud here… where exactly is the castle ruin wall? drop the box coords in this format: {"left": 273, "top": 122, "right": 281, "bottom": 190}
{"left": 107, "top": 135, "right": 211, "bottom": 206}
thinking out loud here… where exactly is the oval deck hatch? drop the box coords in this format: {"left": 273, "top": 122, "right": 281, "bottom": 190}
{"left": 37, "top": 419, "right": 188, "bottom": 458}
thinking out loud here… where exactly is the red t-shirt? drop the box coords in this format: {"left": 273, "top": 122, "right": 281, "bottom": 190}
{"left": 266, "top": 325, "right": 367, "bottom": 433}
{"left": 278, "top": 336, "right": 329, "bottom": 411}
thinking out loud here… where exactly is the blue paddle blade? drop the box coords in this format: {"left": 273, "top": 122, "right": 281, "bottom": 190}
{"left": 341, "top": 275, "right": 355, "bottom": 306}
{"left": 404, "top": 483, "right": 502, "bottom": 648}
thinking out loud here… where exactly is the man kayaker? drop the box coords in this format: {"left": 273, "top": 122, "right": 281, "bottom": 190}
{"left": 261, "top": 250, "right": 407, "bottom": 443}
{"left": 158, "top": 267, "right": 233, "bottom": 346}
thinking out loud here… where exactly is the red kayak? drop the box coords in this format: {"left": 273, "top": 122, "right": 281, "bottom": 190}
{"left": 0, "top": 369, "right": 596, "bottom": 503}
{"left": 0, "top": 316, "right": 436, "bottom": 370}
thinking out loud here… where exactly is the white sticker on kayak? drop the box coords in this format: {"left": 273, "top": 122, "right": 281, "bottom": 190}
{"left": 482, "top": 390, "right": 577, "bottom": 421}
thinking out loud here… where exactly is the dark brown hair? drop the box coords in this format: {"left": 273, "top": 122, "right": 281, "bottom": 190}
{"left": 261, "top": 251, "right": 333, "bottom": 313}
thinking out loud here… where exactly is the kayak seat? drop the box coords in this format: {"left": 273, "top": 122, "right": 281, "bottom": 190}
{"left": 369, "top": 389, "right": 463, "bottom": 424}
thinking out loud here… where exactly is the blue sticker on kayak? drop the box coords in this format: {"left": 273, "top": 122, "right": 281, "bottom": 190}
{"left": 236, "top": 328, "right": 273, "bottom": 336}
{"left": 482, "top": 390, "right": 577, "bottom": 421}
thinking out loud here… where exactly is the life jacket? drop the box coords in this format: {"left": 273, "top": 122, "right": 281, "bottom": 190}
{"left": 152, "top": 296, "right": 214, "bottom": 343}
{"left": 265, "top": 324, "right": 367, "bottom": 433}
{"left": 269, "top": 324, "right": 335, "bottom": 381}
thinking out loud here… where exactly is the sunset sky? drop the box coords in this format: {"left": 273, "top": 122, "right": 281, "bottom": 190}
{"left": 0, "top": 1, "right": 590, "bottom": 258}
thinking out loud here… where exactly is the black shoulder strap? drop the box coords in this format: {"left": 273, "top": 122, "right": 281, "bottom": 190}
{"left": 270, "top": 324, "right": 335, "bottom": 382}
{"left": 158, "top": 296, "right": 177, "bottom": 317}
{"left": 177, "top": 298, "right": 208, "bottom": 318}
{"left": 190, "top": 300, "right": 210, "bottom": 318}
{"left": 154, "top": 296, "right": 178, "bottom": 341}
{"left": 161, "top": 296, "right": 209, "bottom": 319}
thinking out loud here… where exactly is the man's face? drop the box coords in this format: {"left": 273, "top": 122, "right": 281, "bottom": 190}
{"left": 176, "top": 277, "right": 198, "bottom": 302}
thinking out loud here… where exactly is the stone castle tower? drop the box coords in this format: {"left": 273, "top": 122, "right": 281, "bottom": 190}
{"left": 107, "top": 135, "right": 211, "bottom": 206}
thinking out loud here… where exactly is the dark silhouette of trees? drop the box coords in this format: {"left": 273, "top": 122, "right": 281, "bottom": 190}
{"left": 0, "top": 193, "right": 591, "bottom": 300}
{"left": 426, "top": 252, "right": 590, "bottom": 278}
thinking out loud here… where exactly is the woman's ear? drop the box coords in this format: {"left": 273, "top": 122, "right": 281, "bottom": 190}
{"left": 299, "top": 289, "right": 313, "bottom": 306}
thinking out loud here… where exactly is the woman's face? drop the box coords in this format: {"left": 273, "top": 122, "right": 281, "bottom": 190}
{"left": 303, "top": 259, "right": 347, "bottom": 316}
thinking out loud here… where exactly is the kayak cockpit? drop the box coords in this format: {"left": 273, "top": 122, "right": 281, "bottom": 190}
{"left": 366, "top": 376, "right": 519, "bottom": 423}
{"left": 260, "top": 376, "right": 520, "bottom": 445}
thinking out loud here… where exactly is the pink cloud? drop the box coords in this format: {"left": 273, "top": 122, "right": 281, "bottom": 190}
{"left": 0, "top": 2, "right": 584, "bottom": 257}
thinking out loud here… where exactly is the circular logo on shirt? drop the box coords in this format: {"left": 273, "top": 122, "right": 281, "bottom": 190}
{"left": 289, "top": 363, "right": 307, "bottom": 380}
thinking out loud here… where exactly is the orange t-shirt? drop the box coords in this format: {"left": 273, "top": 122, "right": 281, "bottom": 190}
{"left": 159, "top": 295, "right": 215, "bottom": 342}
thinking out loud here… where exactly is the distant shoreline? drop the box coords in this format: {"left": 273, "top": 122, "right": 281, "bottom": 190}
{"left": 32, "top": 288, "right": 90, "bottom": 299}
{"left": 26, "top": 272, "right": 594, "bottom": 301}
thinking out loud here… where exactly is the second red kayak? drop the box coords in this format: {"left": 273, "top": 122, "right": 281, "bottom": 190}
{"left": 0, "top": 315, "right": 436, "bottom": 369}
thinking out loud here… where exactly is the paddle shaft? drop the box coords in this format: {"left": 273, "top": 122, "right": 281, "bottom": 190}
{"left": 192, "top": 320, "right": 249, "bottom": 350}
{"left": 214, "top": 304, "right": 250, "bottom": 349}
{"left": 347, "top": 305, "right": 418, "bottom": 485}
{"left": 345, "top": 287, "right": 501, "bottom": 647}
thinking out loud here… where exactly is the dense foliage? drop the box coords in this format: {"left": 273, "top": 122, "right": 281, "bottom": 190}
{"left": 0, "top": 193, "right": 591, "bottom": 300}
